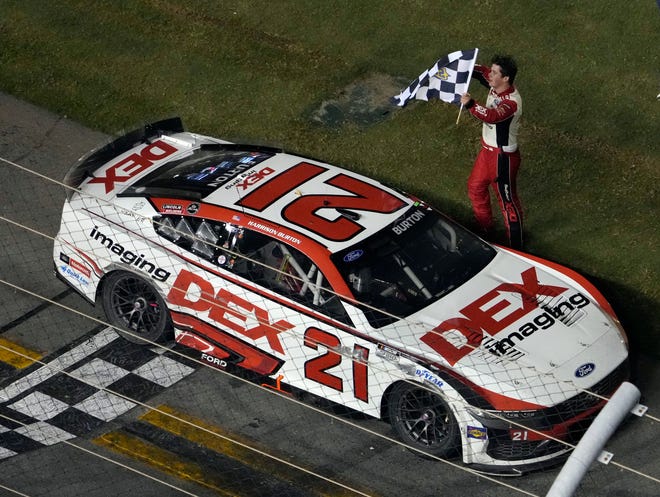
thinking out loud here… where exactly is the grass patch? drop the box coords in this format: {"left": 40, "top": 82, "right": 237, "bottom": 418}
{"left": 0, "top": 0, "right": 658, "bottom": 355}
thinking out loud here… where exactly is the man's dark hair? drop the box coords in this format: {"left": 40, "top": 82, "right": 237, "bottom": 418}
{"left": 492, "top": 55, "right": 518, "bottom": 84}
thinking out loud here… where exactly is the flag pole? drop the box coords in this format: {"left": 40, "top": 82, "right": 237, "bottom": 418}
{"left": 456, "top": 104, "right": 464, "bottom": 125}
{"left": 456, "top": 48, "right": 479, "bottom": 125}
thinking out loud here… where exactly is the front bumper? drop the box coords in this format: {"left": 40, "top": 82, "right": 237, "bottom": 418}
{"left": 465, "top": 359, "right": 629, "bottom": 474}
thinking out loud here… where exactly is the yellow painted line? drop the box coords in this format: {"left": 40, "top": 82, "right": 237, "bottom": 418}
{"left": 141, "top": 405, "right": 371, "bottom": 497}
{"left": 140, "top": 405, "right": 257, "bottom": 462}
{"left": 93, "top": 430, "right": 238, "bottom": 496}
{"left": 0, "top": 338, "right": 42, "bottom": 369}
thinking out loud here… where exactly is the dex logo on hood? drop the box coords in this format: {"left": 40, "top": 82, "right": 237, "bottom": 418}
{"left": 421, "top": 267, "right": 569, "bottom": 365}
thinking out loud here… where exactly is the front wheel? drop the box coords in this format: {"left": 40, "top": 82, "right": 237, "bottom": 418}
{"left": 101, "top": 271, "right": 172, "bottom": 344}
{"left": 388, "top": 381, "right": 461, "bottom": 458}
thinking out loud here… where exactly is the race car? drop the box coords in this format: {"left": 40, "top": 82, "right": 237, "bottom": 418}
{"left": 53, "top": 117, "right": 629, "bottom": 474}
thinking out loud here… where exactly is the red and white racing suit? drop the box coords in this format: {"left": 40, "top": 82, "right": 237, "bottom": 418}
{"left": 466, "top": 65, "right": 523, "bottom": 249}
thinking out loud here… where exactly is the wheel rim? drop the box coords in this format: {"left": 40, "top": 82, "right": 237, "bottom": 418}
{"left": 109, "top": 275, "right": 164, "bottom": 335}
{"left": 397, "top": 388, "right": 453, "bottom": 448}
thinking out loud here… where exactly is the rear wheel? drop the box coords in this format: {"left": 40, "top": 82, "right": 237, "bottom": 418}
{"left": 388, "top": 381, "right": 461, "bottom": 458}
{"left": 101, "top": 271, "right": 172, "bottom": 344}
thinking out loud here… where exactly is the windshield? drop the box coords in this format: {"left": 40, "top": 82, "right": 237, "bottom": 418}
{"left": 331, "top": 207, "right": 496, "bottom": 328}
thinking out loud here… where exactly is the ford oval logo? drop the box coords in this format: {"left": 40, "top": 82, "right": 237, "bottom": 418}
{"left": 343, "top": 249, "right": 364, "bottom": 262}
{"left": 575, "top": 363, "right": 595, "bottom": 378}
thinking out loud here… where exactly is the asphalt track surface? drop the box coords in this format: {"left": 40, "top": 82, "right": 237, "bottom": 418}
{"left": 0, "top": 93, "right": 658, "bottom": 497}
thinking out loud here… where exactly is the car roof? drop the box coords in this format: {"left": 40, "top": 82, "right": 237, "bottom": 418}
{"left": 113, "top": 132, "right": 416, "bottom": 254}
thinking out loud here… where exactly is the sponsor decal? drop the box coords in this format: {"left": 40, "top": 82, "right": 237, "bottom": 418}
{"left": 87, "top": 140, "right": 178, "bottom": 193}
{"left": 173, "top": 312, "right": 283, "bottom": 375}
{"left": 482, "top": 292, "right": 591, "bottom": 357}
{"left": 89, "top": 226, "right": 171, "bottom": 281}
{"left": 186, "top": 203, "right": 200, "bottom": 215}
{"left": 421, "top": 267, "right": 584, "bottom": 365}
{"left": 201, "top": 353, "right": 228, "bottom": 369}
{"left": 119, "top": 206, "right": 150, "bottom": 224}
{"left": 207, "top": 162, "right": 255, "bottom": 188}
{"left": 60, "top": 253, "right": 91, "bottom": 278}
{"left": 58, "top": 254, "right": 90, "bottom": 285}
{"left": 59, "top": 265, "right": 90, "bottom": 286}
{"left": 433, "top": 67, "right": 449, "bottom": 81}
{"left": 70, "top": 259, "right": 91, "bottom": 278}
{"left": 575, "top": 362, "right": 595, "bottom": 378}
{"left": 392, "top": 209, "right": 426, "bottom": 235}
{"left": 414, "top": 367, "right": 444, "bottom": 388}
{"left": 376, "top": 343, "right": 400, "bottom": 362}
{"left": 343, "top": 249, "right": 363, "bottom": 263}
{"left": 234, "top": 166, "right": 276, "bottom": 191}
{"left": 161, "top": 203, "right": 183, "bottom": 214}
{"left": 167, "top": 269, "right": 294, "bottom": 354}
{"left": 467, "top": 426, "right": 488, "bottom": 440}
{"left": 175, "top": 330, "right": 218, "bottom": 355}
{"left": 246, "top": 220, "right": 302, "bottom": 245}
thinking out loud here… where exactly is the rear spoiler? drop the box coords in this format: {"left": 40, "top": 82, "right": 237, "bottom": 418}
{"left": 63, "top": 117, "right": 184, "bottom": 198}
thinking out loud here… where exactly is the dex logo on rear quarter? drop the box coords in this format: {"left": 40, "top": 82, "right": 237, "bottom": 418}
{"left": 87, "top": 140, "right": 178, "bottom": 193}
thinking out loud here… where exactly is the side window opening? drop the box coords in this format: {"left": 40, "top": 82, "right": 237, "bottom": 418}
{"left": 234, "top": 233, "right": 348, "bottom": 322}
{"left": 154, "top": 215, "right": 229, "bottom": 264}
{"left": 154, "top": 217, "right": 351, "bottom": 324}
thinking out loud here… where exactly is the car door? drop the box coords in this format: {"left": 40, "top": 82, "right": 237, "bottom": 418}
{"left": 224, "top": 225, "right": 404, "bottom": 418}
{"left": 157, "top": 217, "right": 404, "bottom": 418}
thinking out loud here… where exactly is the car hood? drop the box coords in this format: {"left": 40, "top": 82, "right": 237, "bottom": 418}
{"left": 378, "top": 249, "right": 628, "bottom": 408}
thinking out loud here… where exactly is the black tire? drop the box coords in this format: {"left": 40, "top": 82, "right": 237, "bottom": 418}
{"left": 388, "top": 381, "right": 461, "bottom": 458}
{"left": 101, "top": 271, "right": 172, "bottom": 344}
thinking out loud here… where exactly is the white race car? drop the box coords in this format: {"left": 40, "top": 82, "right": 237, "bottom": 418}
{"left": 53, "top": 118, "right": 629, "bottom": 474}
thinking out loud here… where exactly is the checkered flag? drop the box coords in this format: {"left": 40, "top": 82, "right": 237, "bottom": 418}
{"left": 392, "top": 48, "right": 479, "bottom": 107}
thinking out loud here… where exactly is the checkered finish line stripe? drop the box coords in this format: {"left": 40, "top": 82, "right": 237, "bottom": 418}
{"left": 0, "top": 327, "right": 197, "bottom": 459}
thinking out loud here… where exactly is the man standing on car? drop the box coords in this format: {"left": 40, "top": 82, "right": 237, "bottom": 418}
{"left": 460, "top": 55, "right": 523, "bottom": 249}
